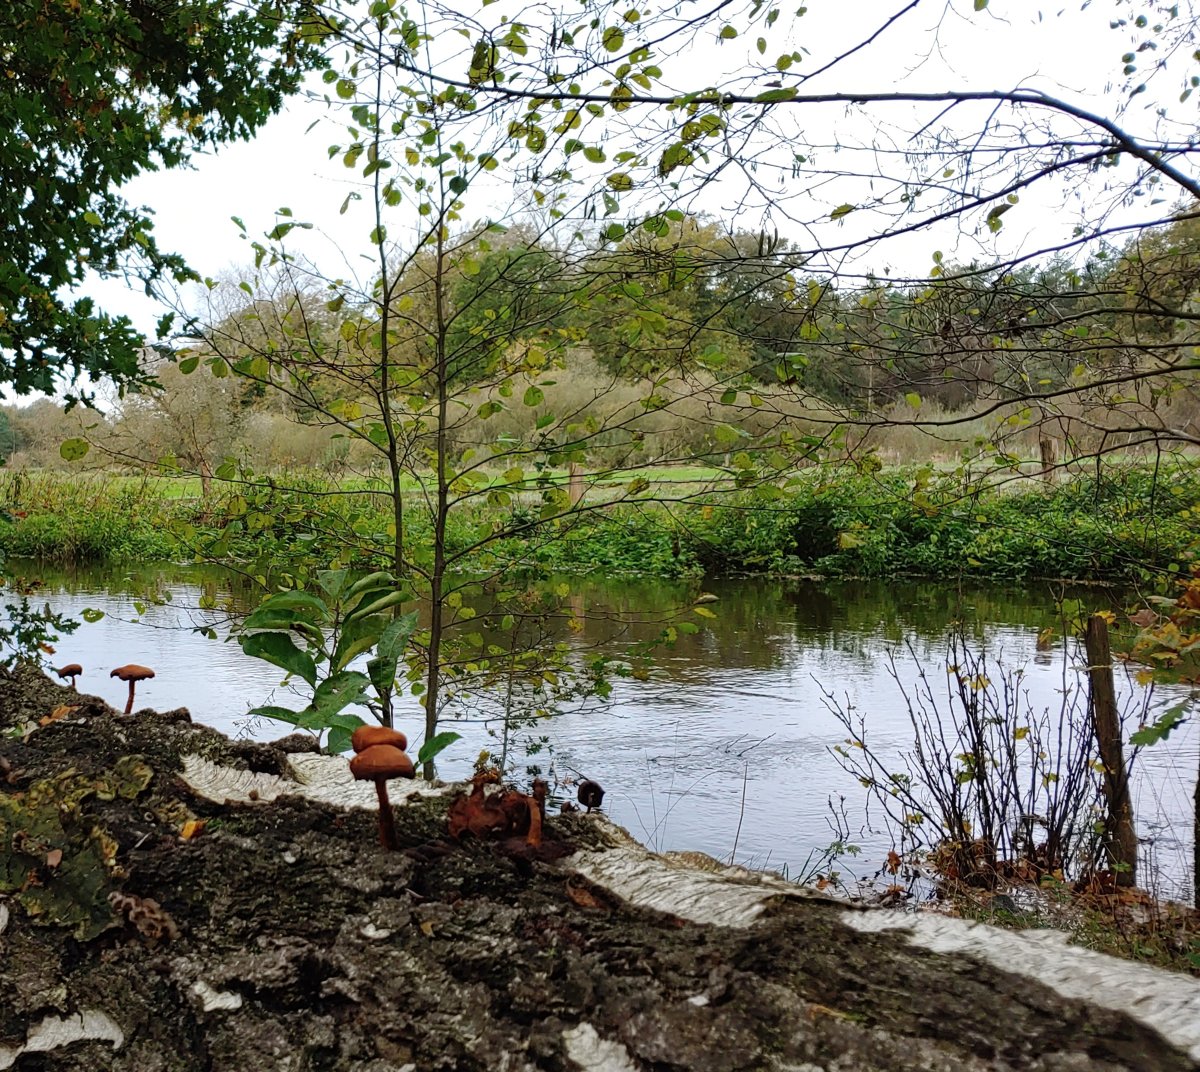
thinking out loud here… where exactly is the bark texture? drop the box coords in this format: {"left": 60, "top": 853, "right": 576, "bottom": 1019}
{"left": 1, "top": 665, "right": 1197, "bottom": 1072}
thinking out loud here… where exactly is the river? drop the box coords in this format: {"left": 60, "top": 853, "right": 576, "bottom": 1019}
{"left": 10, "top": 560, "right": 1198, "bottom": 902}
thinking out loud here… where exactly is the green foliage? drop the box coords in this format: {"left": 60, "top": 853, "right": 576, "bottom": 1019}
{"left": 238, "top": 568, "right": 418, "bottom": 753}
{"left": 1129, "top": 702, "right": 1190, "bottom": 747}
{"left": 0, "top": 758, "right": 153, "bottom": 939}
{"left": 0, "top": 0, "right": 325, "bottom": 399}
{"left": 0, "top": 473, "right": 175, "bottom": 561}
{"left": 0, "top": 580, "right": 80, "bottom": 670}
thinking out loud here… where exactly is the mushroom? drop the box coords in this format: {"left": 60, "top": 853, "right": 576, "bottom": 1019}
{"left": 349, "top": 744, "right": 415, "bottom": 850}
{"left": 577, "top": 779, "right": 605, "bottom": 812}
{"left": 110, "top": 664, "right": 155, "bottom": 714}
{"left": 351, "top": 725, "right": 408, "bottom": 753}
{"left": 55, "top": 663, "right": 82, "bottom": 689}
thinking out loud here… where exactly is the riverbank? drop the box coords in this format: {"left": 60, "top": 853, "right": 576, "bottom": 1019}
{"left": 2, "top": 665, "right": 1199, "bottom": 1070}
{"left": 1, "top": 464, "right": 1197, "bottom": 584}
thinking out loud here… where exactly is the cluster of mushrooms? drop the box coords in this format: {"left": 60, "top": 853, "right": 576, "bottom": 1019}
{"left": 347, "top": 723, "right": 605, "bottom": 853}
{"left": 56, "top": 657, "right": 608, "bottom": 856}
{"left": 54, "top": 662, "right": 156, "bottom": 714}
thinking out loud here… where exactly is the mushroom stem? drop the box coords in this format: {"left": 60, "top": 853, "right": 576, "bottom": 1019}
{"left": 374, "top": 780, "right": 398, "bottom": 851}
{"left": 124, "top": 681, "right": 137, "bottom": 715}
{"left": 526, "top": 795, "right": 543, "bottom": 849}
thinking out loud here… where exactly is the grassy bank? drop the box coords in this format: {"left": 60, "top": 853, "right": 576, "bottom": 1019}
{"left": 0, "top": 465, "right": 1196, "bottom": 585}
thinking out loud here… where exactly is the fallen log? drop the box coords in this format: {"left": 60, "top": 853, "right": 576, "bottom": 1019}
{"left": 0, "top": 665, "right": 1197, "bottom": 1071}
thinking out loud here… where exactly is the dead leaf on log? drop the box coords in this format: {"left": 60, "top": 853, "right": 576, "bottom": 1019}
{"left": 39, "top": 704, "right": 78, "bottom": 726}
{"left": 564, "top": 876, "right": 611, "bottom": 914}
{"left": 179, "top": 820, "right": 207, "bottom": 841}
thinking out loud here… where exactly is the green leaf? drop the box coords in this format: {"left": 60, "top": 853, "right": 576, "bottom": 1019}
{"left": 177, "top": 354, "right": 200, "bottom": 374}
{"left": 82, "top": 211, "right": 103, "bottom": 227}
{"left": 418, "top": 731, "right": 462, "bottom": 765}
{"left": 311, "top": 671, "right": 371, "bottom": 717}
{"left": 754, "top": 87, "right": 797, "bottom": 103}
{"left": 830, "top": 203, "right": 856, "bottom": 221}
{"left": 974, "top": 0, "right": 988, "bottom": 9}
{"left": 346, "top": 590, "right": 409, "bottom": 622}
{"left": 1129, "top": 703, "right": 1190, "bottom": 747}
{"left": 240, "top": 632, "right": 318, "bottom": 687}
{"left": 59, "top": 438, "right": 90, "bottom": 462}
{"left": 602, "top": 27, "right": 625, "bottom": 52}
{"left": 904, "top": 392, "right": 921, "bottom": 409}
{"left": 719, "top": 24, "right": 738, "bottom": 38}
{"left": 523, "top": 385, "right": 545, "bottom": 407}
{"left": 242, "top": 591, "right": 330, "bottom": 630}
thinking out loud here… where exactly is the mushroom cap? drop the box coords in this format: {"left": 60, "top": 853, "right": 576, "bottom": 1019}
{"left": 351, "top": 725, "right": 408, "bottom": 753}
{"left": 349, "top": 744, "right": 415, "bottom": 781}
{"left": 110, "top": 664, "right": 155, "bottom": 682}
{"left": 577, "top": 779, "right": 605, "bottom": 809}
{"left": 56, "top": 664, "right": 83, "bottom": 678}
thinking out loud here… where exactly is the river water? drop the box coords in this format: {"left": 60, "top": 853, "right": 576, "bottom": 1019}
{"left": 12, "top": 561, "right": 1198, "bottom": 901}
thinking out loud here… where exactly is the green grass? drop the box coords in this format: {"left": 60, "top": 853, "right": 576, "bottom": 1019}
{"left": 2, "top": 464, "right": 1197, "bottom": 587}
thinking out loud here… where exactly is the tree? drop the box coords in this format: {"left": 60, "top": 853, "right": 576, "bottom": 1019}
{"left": 0, "top": 0, "right": 330, "bottom": 401}
{"left": 131, "top": 0, "right": 1200, "bottom": 773}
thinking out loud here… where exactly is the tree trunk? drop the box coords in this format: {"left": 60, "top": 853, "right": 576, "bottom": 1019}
{"left": 1084, "top": 614, "right": 1137, "bottom": 887}
{"left": 2, "top": 665, "right": 1197, "bottom": 1072}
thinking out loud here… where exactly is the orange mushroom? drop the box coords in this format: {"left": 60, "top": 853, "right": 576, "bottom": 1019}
{"left": 110, "top": 664, "right": 155, "bottom": 714}
{"left": 55, "top": 663, "right": 82, "bottom": 689}
{"left": 349, "top": 743, "right": 415, "bottom": 850}
{"left": 350, "top": 725, "right": 408, "bottom": 753}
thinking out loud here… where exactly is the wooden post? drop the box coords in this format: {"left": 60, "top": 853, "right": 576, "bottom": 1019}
{"left": 1039, "top": 435, "right": 1056, "bottom": 482}
{"left": 1083, "top": 614, "right": 1137, "bottom": 887}
{"left": 568, "top": 461, "right": 583, "bottom": 506}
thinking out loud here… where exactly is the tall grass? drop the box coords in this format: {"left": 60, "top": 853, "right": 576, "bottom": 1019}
{"left": 0, "top": 472, "right": 176, "bottom": 561}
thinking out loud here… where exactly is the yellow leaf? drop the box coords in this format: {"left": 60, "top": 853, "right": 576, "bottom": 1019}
{"left": 180, "top": 820, "right": 207, "bottom": 840}
{"left": 419, "top": 920, "right": 435, "bottom": 937}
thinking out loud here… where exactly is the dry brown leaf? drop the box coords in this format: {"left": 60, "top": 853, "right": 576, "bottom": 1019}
{"left": 179, "top": 820, "right": 207, "bottom": 841}
{"left": 886, "top": 850, "right": 901, "bottom": 874}
{"left": 39, "top": 704, "right": 78, "bottom": 726}
{"left": 564, "top": 877, "right": 608, "bottom": 912}
{"left": 44, "top": 848, "right": 63, "bottom": 869}
{"left": 419, "top": 920, "right": 435, "bottom": 938}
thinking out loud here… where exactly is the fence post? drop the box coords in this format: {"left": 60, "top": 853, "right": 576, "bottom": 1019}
{"left": 1083, "top": 614, "right": 1137, "bottom": 887}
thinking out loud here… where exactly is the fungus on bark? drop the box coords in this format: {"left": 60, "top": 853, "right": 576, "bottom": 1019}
{"left": 110, "top": 664, "right": 155, "bottom": 714}
{"left": 55, "top": 663, "right": 82, "bottom": 689}
{"left": 349, "top": 743, "right": 415, "bottom": 850}
{"left": 577, "top": 779, "right": 605, "bottom": 812}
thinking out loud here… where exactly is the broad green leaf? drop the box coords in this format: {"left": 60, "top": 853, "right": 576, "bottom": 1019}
{"left": 418, "top": 731, "right": 462, "bottom": 765}
{"left": 523, "top": 385, "right": 545, "bottom": 407}
{"left": 346, "top": 590, "right": 409, "bottom": 622}
{"left": 311, "top": 671, "right": 371, "bottom": 716}
{"left": 59, "top": 438, "right": 90, "bottom": 462}
{"left": 240, "top": 632, "right": 318, "bottom": 687}
{"left": 603, "top": 27, "right": 625, "bottom": 51}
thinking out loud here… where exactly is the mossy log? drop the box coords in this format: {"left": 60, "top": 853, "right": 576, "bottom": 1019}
{"left": 0, "top": 665, "right": 1197, "bottom": 1071}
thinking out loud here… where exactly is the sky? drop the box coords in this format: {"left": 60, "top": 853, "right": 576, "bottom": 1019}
{"left": 35, "top": 0, "right": 1200, "bottom": 400}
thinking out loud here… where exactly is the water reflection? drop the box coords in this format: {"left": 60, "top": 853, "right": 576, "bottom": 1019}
{"left": 14, "top": 560, "right": 1197, "bottom": 901}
